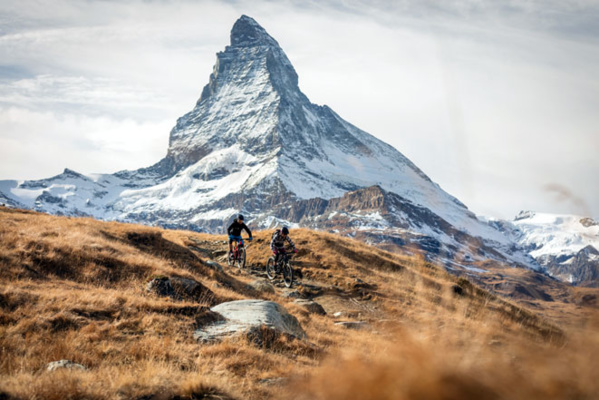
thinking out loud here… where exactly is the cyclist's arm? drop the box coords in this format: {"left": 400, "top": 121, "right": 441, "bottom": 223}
{"left": 286, "top": 236, "right": 296, "bottom": 250}
{"left": 243, "top": 223, "right": 252, "bottom": 240}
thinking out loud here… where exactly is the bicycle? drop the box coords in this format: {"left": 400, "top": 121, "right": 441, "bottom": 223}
{"left": 266, "top": 248, "right": 296, "bottom": 288}
{"left": 228, "top": 237, "right": 250, "bottom": 269}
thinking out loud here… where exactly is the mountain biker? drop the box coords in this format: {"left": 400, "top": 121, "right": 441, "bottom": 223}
{"left": 227, "top": 214, "right": 252, "bottom": 257}
{"left": 270, "top": 226, "right": 297, "bottom": 263}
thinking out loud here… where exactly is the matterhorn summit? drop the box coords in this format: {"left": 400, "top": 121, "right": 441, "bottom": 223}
{"left": 139, "top": 15, "right": 489, "bottom": 236}
{"left": 1, "top": 15, "right": 545, "bottom": 274}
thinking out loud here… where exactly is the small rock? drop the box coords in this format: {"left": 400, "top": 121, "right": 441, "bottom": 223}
{"left": 170, "top": 277, "right": 215, "bottom": 303}
{"left": 259, "top": 377, "right": 289, "bottom": 387}
{"left": 452, "top": 285, "right": 464, "bottom": 296}
{"left": 47, "top": 360, "right": 87, "bottom": 372}
{"left": 581, "top": 294, "right": 597, "bottom": 306}
{"left": 294, "top": 299, "right": 326, "bottom": 315}
{"left": 281, "top": 289, "right": 302, "bottom": 299}
{"left": 205, "top": 260, "right": 224, "bottom": 273}
{"left": 251, "top": 280, "right": 275, "bottom": 294}
{"left": 299, "top": 284, "right": 323, "bottom": 297}
{"left": 335, "top": 321, "right": 367, "bottom": 330}
{"left": 146, "top": 277, "right": 178, "bottom": 299}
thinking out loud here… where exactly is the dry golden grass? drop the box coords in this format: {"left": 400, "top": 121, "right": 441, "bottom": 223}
{"left": 1, "top": 207, "right": 598, "bottom": 399}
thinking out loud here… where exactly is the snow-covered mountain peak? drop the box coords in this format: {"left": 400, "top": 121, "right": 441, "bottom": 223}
{"left": 230, "top": 15, "right": 280, "bottom": 49}
{"left": 163, "top": 16, "right": 303, "bottom": 174}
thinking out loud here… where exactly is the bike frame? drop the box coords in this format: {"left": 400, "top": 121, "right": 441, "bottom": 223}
{"left": 279, "top": 253, "right": 290, "bottom": 265}
{"left": 230, "top": 237, "right": 250, "bottom": 265}
{"left": 274, "top": 248, "right": 294, "bottom": 267}
{"left": 266, "top": 247, "right": 295, "bottom": 287}
{"left": 232, "top": 239, "right": 244, "bottom": 259}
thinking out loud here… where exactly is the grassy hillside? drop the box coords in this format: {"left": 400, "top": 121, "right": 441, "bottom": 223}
{"left": 0, "top": 207, "right": 598, "bottom": 399}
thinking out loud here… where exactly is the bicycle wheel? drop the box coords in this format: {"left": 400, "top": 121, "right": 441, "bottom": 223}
{"left": 236, "top": 247, "right": 246, "bottom": 269}
{"left": 282, "top": 260, "right": 293, "bottom": 288}
{"left": 266, "top": 257, "right": 276, "bottom": 280}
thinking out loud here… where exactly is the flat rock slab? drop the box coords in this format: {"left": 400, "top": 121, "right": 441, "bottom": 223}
{"left": 47, "top": 360, "right": 87, "bottom": 372}
{"left": 281, "top": 289, "right": 302, "bottom": 298}
{"left": 334, "top": 321, "right": 368, "bottom": 330}
{"left": 194, "top": 300, "right": 307, "bottom": 342}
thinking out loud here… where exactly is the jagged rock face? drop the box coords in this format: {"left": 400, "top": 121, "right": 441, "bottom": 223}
{"left": 540, "top": 245, "right": 599, "bottom": 287}
{"left": 166, "top": 16, "right": 287, "bottom": 173}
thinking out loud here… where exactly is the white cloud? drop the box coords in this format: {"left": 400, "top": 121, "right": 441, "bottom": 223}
{"left": 0, "top": 107, "right": 170, "bottom": 180}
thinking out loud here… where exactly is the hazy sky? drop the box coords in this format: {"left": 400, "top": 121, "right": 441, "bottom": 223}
{"left": 1, "top": 0, "right": 598, "bottom": 220}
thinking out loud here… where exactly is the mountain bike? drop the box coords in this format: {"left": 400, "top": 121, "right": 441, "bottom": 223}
{"left": 266, "top": 248, "right": 296, "bottom": 288}
{"left": 228, "top": 237, "right": 250, "bottom": 269}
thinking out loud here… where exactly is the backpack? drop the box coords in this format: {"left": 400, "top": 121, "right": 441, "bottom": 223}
{"left": 272, "top": 229, "right": 281, "bottom": 240}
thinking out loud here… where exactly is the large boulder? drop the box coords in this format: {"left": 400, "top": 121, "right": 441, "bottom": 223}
{"left": 193, "top": 300, "right": 307, "bottom": 343}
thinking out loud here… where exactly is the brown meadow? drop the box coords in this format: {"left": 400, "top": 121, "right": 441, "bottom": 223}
{"left": 0, "top": 207, "right": 598, "bottom": 399}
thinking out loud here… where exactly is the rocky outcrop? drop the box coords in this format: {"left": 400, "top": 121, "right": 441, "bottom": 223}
{"left": 543, "top": 245, "right": 599, "bottom": 287}
{"left": 580, "top": 217, "right": 599, "bottom": 228}
{"left": 146, "top": 276, "right": 215, "bottom": 303}
{"left": 146, "top": 277, "right": 176, "bottom": 298}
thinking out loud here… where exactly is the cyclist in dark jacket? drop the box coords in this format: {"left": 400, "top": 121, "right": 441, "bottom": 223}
{"left": 228, "top": 214, "right": 252, "bottom": 256}
{"left": 270, "top": 226, "right": 297, "bottom": 263}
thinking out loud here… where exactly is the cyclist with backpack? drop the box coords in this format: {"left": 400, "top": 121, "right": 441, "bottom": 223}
{"left": 227, "top": 214, "right": 252, "bottom": 258}
{"left": 270, "top": 226, "right": 297, "bottom": 263}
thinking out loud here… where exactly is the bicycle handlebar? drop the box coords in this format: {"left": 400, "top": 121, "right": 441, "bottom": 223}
{"left": 274, "top": 246, "right": 297, "bottom": 254}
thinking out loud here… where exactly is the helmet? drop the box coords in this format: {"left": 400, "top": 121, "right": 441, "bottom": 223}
{"left": 281, "top": 226, "right": 289, "bottom": 235}
{"left": 237, "top": 214, "right": 245, "bottom": 221}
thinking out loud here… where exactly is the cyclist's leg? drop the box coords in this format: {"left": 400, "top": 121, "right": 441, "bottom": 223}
{"left": 275, "top": 246, "right": 285, "bottom": 270}
{"left": 228, "top": 235, "right": 235, "bottom": 254}
{"left": 274, "top": 247, "right": 281, "bottom": 264}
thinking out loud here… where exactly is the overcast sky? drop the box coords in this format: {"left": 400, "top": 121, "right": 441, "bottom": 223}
{"left": 1, "top": 0, "right": 598, "bottom": 220}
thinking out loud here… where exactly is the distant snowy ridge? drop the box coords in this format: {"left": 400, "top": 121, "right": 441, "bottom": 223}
{"left": 488, "top": 211, "right": 599, "bottom": 286}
